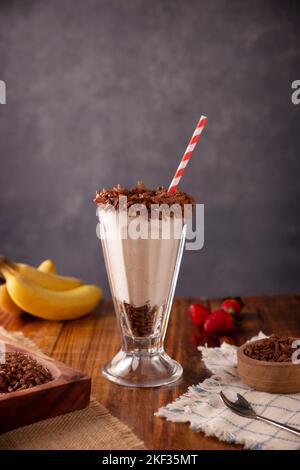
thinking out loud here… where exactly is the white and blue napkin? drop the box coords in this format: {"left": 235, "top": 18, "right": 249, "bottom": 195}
{"left": 156, "top": 333, "right": 300, "bottom": 450}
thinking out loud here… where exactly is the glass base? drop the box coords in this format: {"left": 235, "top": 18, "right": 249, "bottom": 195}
{"left": 102, "top": 350, "right": 183, "bottom": 388}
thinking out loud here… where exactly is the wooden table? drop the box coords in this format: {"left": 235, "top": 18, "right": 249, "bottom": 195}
{"left": 1, "top": 294, "right": 300, "bottom": 450}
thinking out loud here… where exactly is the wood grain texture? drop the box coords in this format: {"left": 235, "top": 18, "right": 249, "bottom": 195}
{"left": 1, "top": 295, "right": 300, "bottom": 449}
{"left": 0, "top": 339, "right": 91, "bottom": 433}
{"left": 237, "top": 343, "right": 300, "bottom": 394}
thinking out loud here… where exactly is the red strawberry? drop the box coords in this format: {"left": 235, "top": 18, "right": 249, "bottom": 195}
{"left": 221, "top": 297, "right": 244, "bottom": 316}
{"left": 188, "top": 303, "right": 210, "bottom": 326}
{"left": 203, "top": 309, "right": 234, "bottom": 335}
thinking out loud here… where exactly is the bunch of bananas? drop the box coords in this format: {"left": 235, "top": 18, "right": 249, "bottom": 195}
{"left": 0, "top": 256, "right": 102, "bottom": 321}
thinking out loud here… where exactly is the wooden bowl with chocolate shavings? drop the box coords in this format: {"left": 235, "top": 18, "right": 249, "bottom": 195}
{"left": 0, "top": 338, "right": 91, "bottom": 433}
{"left": 237, "top": 335, "right": 300, "bottom": 393}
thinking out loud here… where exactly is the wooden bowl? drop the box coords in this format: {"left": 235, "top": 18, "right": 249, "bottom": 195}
{"left": 0, "top": 339, "right": 91, "bottom": 433}
{"left": 237, "top": 342, "right": 300, "bottom": 393}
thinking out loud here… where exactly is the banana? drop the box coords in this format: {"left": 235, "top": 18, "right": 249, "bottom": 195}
{"left": 2, "top": 261, "right": 82, "bottom": 291}
{"left": 0, "top": 284, "right": 22, "bottom": 315}
{"left": 38, "top": 259, "right": 56, "bottom": 273}
{"left": 0, "top": 259, "right": 57, "bottom": 315}
{"left": 5, "top": 271, "right": 102, "bottom": 321}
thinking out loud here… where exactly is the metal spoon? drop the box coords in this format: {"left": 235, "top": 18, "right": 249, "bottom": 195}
{"left": 220, "top": 391, "right": 300, "bottom": 437}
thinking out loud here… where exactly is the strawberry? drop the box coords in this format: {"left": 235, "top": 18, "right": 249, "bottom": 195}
{"left": 221, "top": 297, "right": 244, "bottom": 316}
{"left": 203, "top": 309, "right": 234, "bottom": 335}
{"left": 188, "top": 303, "right": 210, "bottom": 326}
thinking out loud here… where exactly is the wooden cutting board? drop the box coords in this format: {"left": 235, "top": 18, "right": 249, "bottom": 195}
{"left": 0, "top": 338, "right": 91, "bottom": 433}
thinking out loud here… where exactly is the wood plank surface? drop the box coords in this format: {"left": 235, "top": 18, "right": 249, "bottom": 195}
{"left": 1, "top": 294, "right": 300, "bottom": 450}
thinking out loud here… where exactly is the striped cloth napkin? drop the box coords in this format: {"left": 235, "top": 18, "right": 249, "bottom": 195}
{"left": 156, "top": 333, "right": 300, "bottom": 450}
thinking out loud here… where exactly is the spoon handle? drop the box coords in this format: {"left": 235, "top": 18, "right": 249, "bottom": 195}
{"left": 256, "top": 415, "right": 300, "bottom": 437}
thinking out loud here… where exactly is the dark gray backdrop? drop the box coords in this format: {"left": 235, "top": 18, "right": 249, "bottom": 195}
{"left": 1, "top": 0, "right": 300, "bottom": 298}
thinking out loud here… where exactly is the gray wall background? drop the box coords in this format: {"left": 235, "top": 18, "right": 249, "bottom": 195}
{"left": 0, "top": 0, "right": 300, "bottom": 299}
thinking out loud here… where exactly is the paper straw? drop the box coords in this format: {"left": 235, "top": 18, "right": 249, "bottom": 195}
{"left": 168, "top": 115, "right": 207, "bottom": 192}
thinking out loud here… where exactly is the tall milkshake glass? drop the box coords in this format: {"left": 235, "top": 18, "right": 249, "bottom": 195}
{"left": 96, "top": 189, "right": 190, "bottom": 387}
{"left": 95, "top": 116, "right": 207, "bottom": 387}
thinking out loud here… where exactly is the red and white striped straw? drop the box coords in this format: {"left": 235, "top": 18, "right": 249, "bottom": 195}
{"left": 168, "top": 115, "right": 207, "bottom": 192}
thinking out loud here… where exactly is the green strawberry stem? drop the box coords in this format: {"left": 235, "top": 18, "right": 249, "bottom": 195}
{"left": 228, "top": 310, "right": 240, "bottom": 327}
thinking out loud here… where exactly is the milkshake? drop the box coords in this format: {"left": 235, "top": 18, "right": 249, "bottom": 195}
{"left": 95, "top": 181, "right": 194, "bottom": 387}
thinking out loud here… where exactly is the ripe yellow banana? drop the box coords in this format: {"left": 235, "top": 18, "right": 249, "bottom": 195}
{"left": 0, "top": 259, "right": 57, "bottom": 315}
{"left": 38, "top": 259, "right": 56, "bottom": 273}
{"left": 3, "top": 261, "right": 82, "bottom": 291}
{"left": 5, "top": 271, "right": 102, "bottom": 321}
{"left": 0, "top": 284, "right": 22, "bottom": 315}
